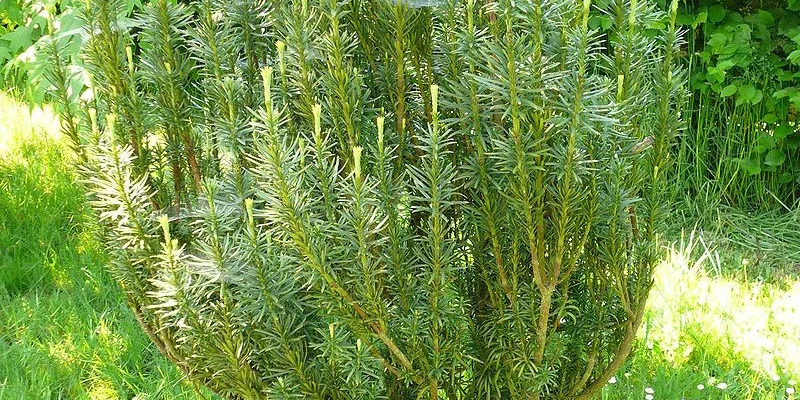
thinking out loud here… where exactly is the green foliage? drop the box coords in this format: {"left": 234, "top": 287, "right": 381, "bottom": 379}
{"left": 54, "top": 0, "right": 685, "bottom": 398}
{"left": 0, "top": 0, "right": 147, "bottom": 106}
{"left": 674, "top": 2, "right": 800, "bottom": 209}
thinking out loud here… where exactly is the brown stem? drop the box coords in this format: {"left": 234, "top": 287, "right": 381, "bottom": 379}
{"left": 171, "top": 158, "right": 182, "bottom": 209}
{"left": 573, "top": 349, "right": 598, "bottom": 393}
{"left": 534, "top": 286, "right": 553, "bottom": 363}
{"left": 574, "top": 297, "right": 648, "bottom": 400}
{"left": 181, "top": 130, "right": 203, "bottom": 191}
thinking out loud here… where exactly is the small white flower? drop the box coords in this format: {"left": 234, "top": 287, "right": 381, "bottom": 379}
{"left": 645, "top": 387, "right": 655, "bottom": 394}
{"left": 716, "top": 382, "right": 728, "bottom": 390}
{"left": 742, "top": 258, "right": 749, "bottom": 266}
{"left": 790, "top": 380, "right": 797, "bottom": 386}
{"left": 772, "top": 374, "right": 781, "bottom": 382}
{"left": 608, "top": 376, "right": 617, "bottom": 384}
{"left": 645, "top": 395, "right": 653, "bottom": 400}
{"left": 697, "top": 384, "right": 705, "bottom": 390}
{"left": 786, "top": 387, "right": 795, "bottom": 395}
{"left": 646, "top": 342, "right": 654, "bottom": 350}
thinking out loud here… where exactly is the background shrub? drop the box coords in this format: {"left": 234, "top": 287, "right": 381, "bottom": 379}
{"left": 48, "top": 0, "right": 684, "bottom": 398}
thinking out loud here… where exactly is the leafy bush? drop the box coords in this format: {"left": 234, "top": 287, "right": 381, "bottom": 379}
{"left": 59, "top": 0, "right": 684, "bottom": 397}
{"left": 674, "top": 2, "right": 800, "bottom": 209}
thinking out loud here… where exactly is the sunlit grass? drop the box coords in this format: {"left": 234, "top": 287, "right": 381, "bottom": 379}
{"left": 0, "top": 91, "right": 203, "bottom": 399}
{"left": 0, "top": 93, "right": 59, "bottom": 157}
{"left": 602, "top": 231, "right": 800, "bottom": 399}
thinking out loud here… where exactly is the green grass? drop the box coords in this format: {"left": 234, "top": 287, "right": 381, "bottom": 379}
{"left": 0, "top": 93, "right": 202, "bottom": 399}
{"left": 601, "top": 231, "right": 800, "bottom": 399}
{"left": 0, "top": 92, "right": 798, "bottom": 399}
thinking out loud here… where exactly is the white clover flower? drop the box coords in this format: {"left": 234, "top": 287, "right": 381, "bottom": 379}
{"left": 786, "top": 387, "right": 795, "bottom": 395}
{"left": 608, "top": 376, "right": 617, "bottom": 384}
{"left": 697, "top": 384, "right": 704, "bottom": 390}
{"left": 772, "top": 374, "right": 781, "bottom": 382}
{"left": 716, "top": 382, "right": 728, "bottom": 390}
{"left": 645, "top": 395, "right": 653, "bottom": 400}
{"left": 645, "top": 387, "right": 655, "bottom": 394}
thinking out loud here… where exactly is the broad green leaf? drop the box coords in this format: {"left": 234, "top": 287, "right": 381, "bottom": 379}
{"left": 717, "top": 60, "right": 734, "bottom": 70}
{"left": 764, "top": 149, "right": 786, "bottom": 166}
{"left": 1, "top": 25, "right": 34, "bottom": 53}
{"left": 756, "top": 10, "right": 775, "bottom": 26}
{"left": 738, "top": 84, "right": 756, "bottom": 102}
{"left": 737, "top": 157, "right": 761, "bottom": 175}
{"left": 774, "top": 124, "right": 793, "bottom": 139}
{"left": 751, "top": 89, "right": 763, "bottom": 104}
{"left": 676, "top": 12, "right": 694, "bottom": 26}
{"left": 755, "top": 134, "right": 776, "bottom": 153}
{"left": 708, "top": 33, "right": 727, "bottom": 50}
{"left": 706, "top": 66, "right": 725, "bottom": 83}
{"left": 709, "top": 5, "right": 726, "bottom": 23}
{"left": 0, "top": 0, "right": 24, "bottom": 25}
{"left": 773, "top": 87, "right": 798, "bottom": 99}
{"left": 789, "top": 50, "right": 800, "bottom": 65}
{"left": 720, "top": 84, "right": 737, "bottom": 97}
{"left": 694, "top": 11, "right": 708, "bottom": 28}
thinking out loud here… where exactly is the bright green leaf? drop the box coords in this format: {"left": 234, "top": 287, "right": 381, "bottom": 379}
{"left": 764, "top": 113, "right": 778, "bottom": 124}
{"left": 751, "top": 89, "right": 763, "bottom": 104}
{"left": 708, "top": 33, "right": 727, "bottom": 50}
{"left": 756, "top": 10, "right": 775, "bottom": 26}
{"left": 788, "top": 50, "right": 800, "bottom": 65}
{"left": 737, "top": 157, "right": 761, "bottom": 175}
{"left": 764, "top": 149, "right": 786, "bottom": 166}
{"left": 1, "top": 25, "right": 35, "bottom": 53}
{"left": 720, "top": 84, "right": 738, "bottom": 97}
{"left": 738, "top": 84, "right": 756, "bottom": 101}
{"left": 709, "top": 5, "right": 726, "bottom": 23}
{"left": 694, "top": 11, "right": 708, "bottom": 28}
{"left": 755, "top": 134, "right": 776, "bottom": 153}
{"left": 774, "top": 124, "right": 793, "bottom": 139}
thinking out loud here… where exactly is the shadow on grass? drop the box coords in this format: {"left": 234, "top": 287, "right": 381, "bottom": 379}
{"left": 0, "top": 125, "right": 207, "bottom": 399}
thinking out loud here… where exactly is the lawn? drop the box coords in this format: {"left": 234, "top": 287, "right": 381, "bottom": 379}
{"left": 0, "top": 91, "right": 797, "bottom": 399}
{"left": 0, "top": 93, "right": 203, "bottom": 399}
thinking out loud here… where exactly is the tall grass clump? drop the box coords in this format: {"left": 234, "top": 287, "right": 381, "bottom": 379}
{"left": 672, "top": 3, "right": 800, "bottom": 211}
{"left": 50, "top": 0, "right": 685, "bottom": 397}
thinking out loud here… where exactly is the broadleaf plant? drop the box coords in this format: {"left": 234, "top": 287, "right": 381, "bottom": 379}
{"left": 56, "top": 0, "right": 685, "bottom": 398}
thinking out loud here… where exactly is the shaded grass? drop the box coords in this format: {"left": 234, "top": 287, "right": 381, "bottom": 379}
{"left": 0, "top": 92, "right": 203, "bottom": 399}
{"left": 673, "top": 200, "right": 800, "bottom": 283}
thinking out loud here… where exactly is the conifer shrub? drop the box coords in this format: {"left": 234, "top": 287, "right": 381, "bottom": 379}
{"left": 60, "top": 0, "right": 685, "bottom": 397}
